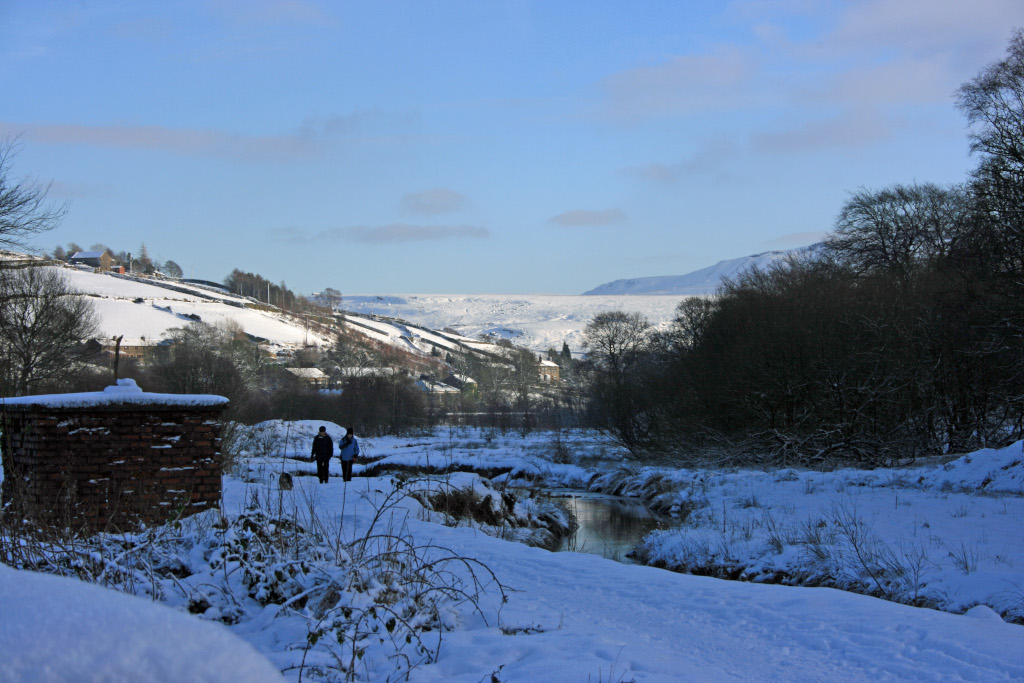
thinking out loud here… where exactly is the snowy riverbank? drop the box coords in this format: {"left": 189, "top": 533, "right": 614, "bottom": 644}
{"left": 2, "top": 424, "right": 1023, "bottom": 680}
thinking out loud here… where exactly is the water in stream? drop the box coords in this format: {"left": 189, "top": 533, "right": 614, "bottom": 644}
{"left": 553, "top": 491, "right": 669, "bottom": 563}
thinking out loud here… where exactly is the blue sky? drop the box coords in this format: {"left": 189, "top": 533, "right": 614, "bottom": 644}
{"left": 1, "top": 1, "right": 1019, "bottom": 294}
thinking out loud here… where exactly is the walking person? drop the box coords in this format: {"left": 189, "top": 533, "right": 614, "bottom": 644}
{"left": 311, "top": 425, "right": 334, "bottom": 484}
{"left": 338, "top": 426, "right": 359, "bottom": 482}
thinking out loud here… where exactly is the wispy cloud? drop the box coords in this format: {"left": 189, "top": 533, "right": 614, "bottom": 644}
{"left": 47, "top": 180, "right": 116, "bottom": 199}
{"left": 550, "top": 209, "right": 627, "bottom": 228}
{"left": 751, "top": 108, "right": 894, "bottom": 153}
{"left": 759, "top": 231, "right": 828, "bottom": 248}
{"left": 621, "top": 162, "right": 681, "bottom": 183}
{"left": 827, "top": 0, "right": 1020, "bottom": 62}
{"left": 598, "top": 48, "right": 758, "bottom": 122}
{"left": 289, "top": 224, "right": 490, "bottom": 244}
{"left": 622, "top": 138, "right": 739, "bottom": 183}
{"left": 1, "top": 109, "right": 409, "bottom": 163}
{"left": 594, "top": 0, "right": 1018, "bottom": 135}
{"left": 5, "top": 121, "right": 319, "bottom": 162}
{"left": 400, "top": 188, "right": 469, "bottom": 215}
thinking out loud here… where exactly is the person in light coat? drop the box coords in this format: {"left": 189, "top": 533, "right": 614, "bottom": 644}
{"left": 338, "top": 426, "right": 359, "bottom": 482}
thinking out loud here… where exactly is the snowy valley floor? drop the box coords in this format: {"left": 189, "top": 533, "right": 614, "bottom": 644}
{"left": 2, "top": 424, "right": 1024, "bottom": 681}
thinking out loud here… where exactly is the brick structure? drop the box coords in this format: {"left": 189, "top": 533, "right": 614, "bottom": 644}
{"left": 1, "top": 380, "right": 228, "bottom": 531}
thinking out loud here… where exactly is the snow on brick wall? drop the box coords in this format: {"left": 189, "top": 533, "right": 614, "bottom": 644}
{"left": 1, "top": 396, "right": 227, "bottom": 531}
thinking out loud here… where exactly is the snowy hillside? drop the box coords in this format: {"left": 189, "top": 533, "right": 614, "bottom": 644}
{"left": 61, "top": 246, "right": 826, "bottom": 358}
{"left": 339, "top": 294, "right": 683, "bottom": 354}
{"left": 61, "top": 266, "right": 521, "bottom": 360}
{"left": 582, "top": 244, "right": 822, "bottom": 296}
{"left": 59, "top": 267, "right": 335, "bottom": 350}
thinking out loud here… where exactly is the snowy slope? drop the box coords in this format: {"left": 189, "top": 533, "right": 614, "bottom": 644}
{"left": 61, "top": 247, "right": 829, "bottom": 358}
{"left": 57, "top": 265, "right": 683, "bottom": 356}
{"left": 60, "top": 267, "right": 334, "bottom": 348}
{"left": 582, "top": 244, "right": 822, "bottom": 296}
{"left": 341, "top": 294, "right": 683, "bottom": 354}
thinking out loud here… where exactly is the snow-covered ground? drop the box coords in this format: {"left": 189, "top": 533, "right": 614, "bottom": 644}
{"left": 344, "top": 429, "right": 1024, "bottom": 623}
{"left": 0, "top": 564, "right": 285, "bottom": 682}
{"left": 4, "top": 420, "right": 1021, "bottom": 681}
{"left": 340, "top": 294, "right": 683, "bottom": 353}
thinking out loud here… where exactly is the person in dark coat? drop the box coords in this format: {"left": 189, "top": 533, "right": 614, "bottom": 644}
{"left": 338, "top": 426, "right": 359, "bottom": 482}
{"left": 310, "top": 425, "right": 334, "bottom": 483}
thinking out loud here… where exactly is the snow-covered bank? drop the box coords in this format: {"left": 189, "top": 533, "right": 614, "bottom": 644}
{"left": 581, "top": 442, "right": 1024, "bottom": 622}
{"left": 314, "top": 428, "right": 1024, "bottom": 624}
{"left": 2, "top": 425, "right": 1022, "bottom": 680}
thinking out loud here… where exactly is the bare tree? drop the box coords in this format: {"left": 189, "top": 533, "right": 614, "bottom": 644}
{"left": 0, "top": 267, "right": 99, "bottom": 395}
{"left": 148, "top": 322, "right": 246, "bottom": 399}
{"left": 826, "top": 183, "right": 971, "bottom": 281}
{"left": 582, "top": 311, "right": 659, "bottom": 455}
{"left": 162, "top": 259, "right": 184, "bottom": 278}
{"left": 0, "top": 137, "right": 68, "bottom": 251}
{"left": 957, "top": 29, "right": 1024, "bottom": 172}
{"left": 583, "top": 311, "right": 651, "bottom": 377}
{"left": 955, "top": 28, "right": 1024, "bottom": 300}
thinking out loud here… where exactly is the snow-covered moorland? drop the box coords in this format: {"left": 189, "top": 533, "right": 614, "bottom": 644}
{"left": 339, "top": 293, "right": 683, "bottom": 354}
{"left": 2, "top": 423, "right": 1023, "bottom": 681}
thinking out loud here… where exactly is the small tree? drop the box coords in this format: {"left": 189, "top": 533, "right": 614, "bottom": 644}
{"left": 0, "top": 267, "right": 99, "bottom": 395}
{"left": 162, "top": 260, "right": 184, "bottom": 278}
{"left": 136, "top": 243, "right": 154, "bottom": 274}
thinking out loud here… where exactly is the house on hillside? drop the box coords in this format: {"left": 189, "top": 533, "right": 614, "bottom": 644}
{"left": 416, "top": 378, "right": 460, "bottom": 395}
{"left": 538, "top": 359, "right": 560, "bottom": 382}
{"left": 337, "top": 367, "right": 404, "bottom": 379}
{"left": 101, "top": 337, "right": 163, "bottom": 365}
{"left": 287, "top": 367, "right": 330, "bottom": 389}
{"left": 70, "top": 251, "right": 115, "bottom": 271}
{"left": 441, "top": 373, "right": 478, "bottom": 394}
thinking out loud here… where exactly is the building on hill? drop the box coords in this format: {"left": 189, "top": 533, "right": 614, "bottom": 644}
{"left": 286, "top": 367, "right": 330, "bottom": 388}
{"left": 70, "top": 251, "right": 115, "bottom": 271}
{"left": 337, "top": 367, "right": 404, "bottom": 378}
{"left": 441, "top": 373, "right": 478, "bottom": 393}
{"left": 538, "top": 358, "right": 560, "bottom": 382}
{"left": 100, "top": 337, "right": 163, "bottom": 365}
{"left": 416, "top": 378, "right": 461, "bottom": 395}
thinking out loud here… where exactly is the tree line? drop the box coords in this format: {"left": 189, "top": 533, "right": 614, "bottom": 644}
{"left": 581, "top": 31, "right": 1024, "bottom": 466}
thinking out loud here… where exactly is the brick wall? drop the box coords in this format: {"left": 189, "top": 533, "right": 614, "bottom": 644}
{"left": 1, "top": 402, "right": 227, "bottom": 531}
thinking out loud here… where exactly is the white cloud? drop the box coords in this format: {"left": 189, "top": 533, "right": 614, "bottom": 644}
{"left": 759, "top": 230, "right": 828, "bottom": 248}
{"left": 333, "top": 224, "right": 489, "bottom": 243}
{"left": 599, "top": 48, "right": 757, "bottom": 121}
{"left": 751, "top": 107, "right": 894, "bottom": 153}
{"left": 550, "top": 209, "right": 627, "bottom": 227}
{"left": 400, "top": 188, "right": 469, "bottom": 215}
{"left": 5, "top": 121, "right": 319, "bottom": 163}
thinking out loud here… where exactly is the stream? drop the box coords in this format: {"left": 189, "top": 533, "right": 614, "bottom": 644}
{"left": 551, "top": 490, "right": 670, "bottom": 563}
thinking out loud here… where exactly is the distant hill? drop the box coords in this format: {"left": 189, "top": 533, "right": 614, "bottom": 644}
{"left": 582, "top": 244, "right": 822, "bottom": 296}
